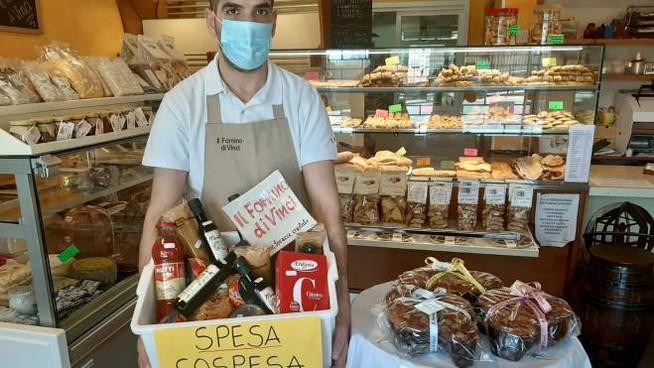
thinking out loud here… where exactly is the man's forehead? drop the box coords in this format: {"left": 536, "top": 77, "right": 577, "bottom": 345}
{"left": 217, "top": 0, "right": 273, "bottom": 7}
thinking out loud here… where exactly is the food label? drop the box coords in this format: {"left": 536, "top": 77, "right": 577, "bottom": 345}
{"left": 134, "top": 107, "right": 148, "bottom": 127}
{"left": 176, "top": 264, "right": 220, "bottom": 303}
{"left": 458, "top": 180, "right": 480, "bottom": 205}
{"left": 429, "top": 182, "right": 453, "bottom": 205}
{"left": 415, "top": 299, "right": 446, "bottom": 315}
{"left": 388, "top": 104, "right": 402, "bottom": 113}
{"left": 57, "top": 244, "right": 80, "bottom": 264}
{"left": 509, "top": 184, "right": 534, "bottom": 208}
{"left": 407, "top": 181, "right": 428, "bottom": 204}
{"left": 154, "top": 262, "right": 186, "bottom": 300}
{"left": 334, "top": 166, "right": 356, "bottom": 194}
{"left": 541, "top": 57, "right": 557, "bottom": 67}
{"left": 56, "top": 121, "right": 75, "bottom": 141}
{"left": 463, "top": 148, "right": 479, "bottom": 157}
{"left": 276, "top": 251, "right": 329, "bottom": 313}
{"left": 444, "top": 236, "right": 456, "bottom": 245}
{"left": 94, "top": 118, "right": 104, "bottom": 134}
{"left": 548, "top": 101, "right": 564, "bottom": 110}
{"left": 204, "top": 227, "right": 228, "bottom": 263}
{"left": 375, "top": 109, "right": 389, "bottom": 118}
{"left": 22, "top": 126, "right": 41, "bottom": 145}
{"left": 385, "top": 56, "right": 400, "bottom": 66}
{"left": 485, "top": 184, "right": 507, "bottom": 205}
{"left": 353, "top": 170, "right": 381, "bottom": 195}
{"left": 416, "top": 157, "right": 431, "bottom": 167}
{"left": 380, "top": 170, "right": 408, "bottom": 196}
{"left": 75, "top": 119, "right": 92, "bottom": 138}
{"left": 548, "top": 34, "right": 565, "bottom": 45}
{"left": 508, "top": 24, "right": 520, "bottom": 35}
{"left": 126, "top": 111, "right": 137, "bottom": 129}
{"left": 392, "top": 233, "right": 403, "bottom": 242}
{"left": 475, "top": 60, "right": 491, "bottom": 70}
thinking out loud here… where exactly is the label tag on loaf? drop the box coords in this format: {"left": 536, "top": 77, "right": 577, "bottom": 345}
{"left": 415, "top": 300, "right": 443, "bottom": 353}
{"left": 58, "top": 245, "right": 80, "bottom": 264}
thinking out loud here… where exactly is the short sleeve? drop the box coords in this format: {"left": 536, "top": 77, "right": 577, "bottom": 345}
{"left": 297, "top": 84, "right": 337, "bottom": 167}
{"left": 142, "top": 94, "right": 189, "bottom": 171}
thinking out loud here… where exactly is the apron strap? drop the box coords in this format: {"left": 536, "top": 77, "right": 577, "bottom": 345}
{"left": 272, "top": 104, "right": 285, "bottom": 120}
{"left": 207, "top": 94, "right": 221, "bottom": 124}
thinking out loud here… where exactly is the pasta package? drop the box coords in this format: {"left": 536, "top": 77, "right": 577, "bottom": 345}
{"left": 406, "top": 179, "right": 429, "bottom": 228}
{"left": 335, "top": 164, "right": 359, "bottom": 223}
{"left": 429, "top": 180, "right": 453, "bottom": 229}
{"left": 352, "top": 169, "right": 381, "bottom": 225}
{"left": 379, "top": 167, "right": 409, "bottom": 225}
{"left": 457, "top": 180, "right": 480, "bottom": 231}
{"left": 483, "top": 183, "right": 507, "bottom": 231}
{"left": 507, "top": 184, "right": 534, "bottom": 233}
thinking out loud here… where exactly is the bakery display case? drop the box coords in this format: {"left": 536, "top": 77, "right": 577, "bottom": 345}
{"left": 0, "top": 96, "right": 159, "bottom": 366}
{"left": 270, "top": 45, "right": 603, "bottom": 294}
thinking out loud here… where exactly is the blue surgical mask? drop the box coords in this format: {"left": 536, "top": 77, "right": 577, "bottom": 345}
{"left": 217, "top": 18, "right": 273, "bottom": 71}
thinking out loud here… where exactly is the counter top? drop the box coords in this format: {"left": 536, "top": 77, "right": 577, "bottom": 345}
{"left": 589, "top": 165, "right": 654, "bottom": 198}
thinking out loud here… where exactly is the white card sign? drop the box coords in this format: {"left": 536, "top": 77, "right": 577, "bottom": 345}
{"left": 222, "top": 170, "right": 317, "bottom": 253}
{"left": 535, "top": 193, "right": 580, "bottom": 247}
{"left": 565, "top": 124, "right": 595, "bottom": 182}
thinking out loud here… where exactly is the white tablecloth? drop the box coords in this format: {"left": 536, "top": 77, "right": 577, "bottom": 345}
{"left": 346, "top": 282, "right": 591, "bottom": 368}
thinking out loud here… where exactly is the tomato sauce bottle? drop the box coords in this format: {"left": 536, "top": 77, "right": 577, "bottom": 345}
{"left": 152, "top": 222, "right": 186, "bottom": 322}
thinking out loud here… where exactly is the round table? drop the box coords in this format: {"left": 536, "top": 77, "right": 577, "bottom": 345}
{"left": 346, "top": 282, "right": 592, "bottom": 368}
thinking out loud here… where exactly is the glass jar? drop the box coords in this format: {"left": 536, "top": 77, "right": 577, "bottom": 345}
{"left": 485, "top": 8, "right": 519, "bottom": 46}
{"left": 530, "top": 6, "right": 562, "bottom": 45}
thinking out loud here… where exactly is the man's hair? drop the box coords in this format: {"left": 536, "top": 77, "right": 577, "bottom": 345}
{"left": 209, "top": 0, "right": 274, "bottom": 11}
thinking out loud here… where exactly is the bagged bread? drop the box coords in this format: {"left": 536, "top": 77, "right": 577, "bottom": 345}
{"left": 422, "top": 257, "right": 504, "bottom": 305}
{"left": 160, "top": 201, "right": 211, "bottom": 277}
{"left": 457, "top": 180, "right": 480, "bottom": 231}
{"left": 507, "top": 184, "right": 533, "bottom": 233}
{"left": 335, "top": 164, "right": 358, "bottom": 223}
{"left": 428, "top": 180, "right": 453, "bottom": 229}
{"left": 40, "top": 43, "right": 104, "bottom": 99}
{"left": 352, "top": 169, "right": 381, "bottom": 225}
{"left": 482, "top": 183, "right": 507, "bottom": 231}
{"left": 406, "top": 179, "right": 429, "bottom": 227}
{"left": 23, "top": 61, "right": 65, "bottom": 102}
{"left": 379, "top": 167, "right": 408, "bottom": 225}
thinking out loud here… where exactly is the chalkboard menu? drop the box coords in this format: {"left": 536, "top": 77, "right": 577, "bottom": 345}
{"left": 0, "top": 0, "right": 41, "bottom": 34}
{"left": 330, "top": 0, "right": 372, "bottom": 49}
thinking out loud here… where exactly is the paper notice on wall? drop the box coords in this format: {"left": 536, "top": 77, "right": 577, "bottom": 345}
{"left": 222, "top": 170, "right": 317, "bottom": 253}
{"left": 565, "top": 124, "right": 595, "bottom": 182}
{"left": 535, "top": 193, "right": 580, "bottom": 247}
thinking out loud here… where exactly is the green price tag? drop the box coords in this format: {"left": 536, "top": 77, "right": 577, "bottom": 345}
{"left": 385, "top": 56, "right": 400, "bottom": 66}
{"left": 475, "top": 60, "right": 491, "bottom": 70}
{"left": 549, "top": 101, "right": 564, "bottom": 110}
{"left": 389, "top": 104, "right": 402, "bottom": 113}
{"left": 548, "top": 34, "right": 565, "bottom": 45}
{"left": 508, "top": 25, "right": 520, "bottom": 36}
{"left": 58, "top": 245, "right": 80, "bottom": 264}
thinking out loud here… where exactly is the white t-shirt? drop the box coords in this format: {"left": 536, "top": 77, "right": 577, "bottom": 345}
{"left": 142, "top": 57, "right": 337, "bottom": 196}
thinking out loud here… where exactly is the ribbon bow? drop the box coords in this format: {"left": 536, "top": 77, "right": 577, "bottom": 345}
{"left": 485, "top": 281, "right": 553, "bottom": 349}
{"left": 424, "top": 257, "right": 486, "bottom": 294}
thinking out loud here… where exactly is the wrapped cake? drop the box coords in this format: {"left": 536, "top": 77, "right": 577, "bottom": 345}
{"left": 478, "top": 281, "right": 581, "bottom": 361}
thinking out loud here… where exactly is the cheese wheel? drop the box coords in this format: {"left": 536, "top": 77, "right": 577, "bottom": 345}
{"left": 69, "top": 257, "right": 117, "bottom": 284}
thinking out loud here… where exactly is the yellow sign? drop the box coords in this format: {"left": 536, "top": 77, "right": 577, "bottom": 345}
{"left": 154, "top": 316, "right": 323, "bottom": 368}
{"left": 541, "top": 57, "right": 557, "bottom": 67}
{"left": 385, "top": 55, "right": 400, "bottom": 66}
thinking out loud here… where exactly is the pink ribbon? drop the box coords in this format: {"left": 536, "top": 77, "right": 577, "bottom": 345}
{"left": 485, "top": 281, "right": 552, "bottom": 349}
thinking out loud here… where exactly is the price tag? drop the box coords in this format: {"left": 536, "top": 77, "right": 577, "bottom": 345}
{"left": 126, "top": 111, "right": 137, "bottom": 129}
{"left": 56, "top": 121, "right": 75, "bottom": 141}
{"left": 444, "top": 236, "right": 456, "bottom": 245}
{"left": 416, "top": 157, "right": 431, "bottom": 167}
{"left": 385, "top": 56, "right": 400, "bottom": 66}
{"left": 463, "top": 148, "right": 479, "bottom": 157}
{"left": 154, "top": 317, "right": 323, "bottom": 368}
{"left": 509, "top": 184, "right": 534, "bottom": 207}
{"left": 58, "top": 245, "right": 80, "bottom": 264}
{"left": 458, "top": 180, "right": 480, "bottom": 205}
{"left": 407, "top": 182, "right": 429, "bottom": 204}
{"left": 541, "top": 57, "right": 558, "bottom": 67}
{"left": 484, "top": 184, "right": 507, "bottom": 205}
{"left": 548, "top": 34, "right": 565, "bottom": 45}
{"left": 429, "top": 182, "right": 453, "bottom": 205}
{"left": 508, "top": 24, "right": 520, "bottom": 36}
{"left": 74, "top": 119, "right": 92, "bottom": 138}
{"left": 376, "top": 109, "right": 389, "bottom": 118}
{"left": 415, "top": 299, "right": 446, "bottom": 314}
{"left": 304, "top": 71, "right": 320, "bottom": 81}
{"left": 389, "top": 104, "right": 402, "bottom": 113}
{"left": 392, "top": 233, "right": 403, "bottom": 242}
{"left": 549, "top": 101, "right": 564, "bottom": 110}
{"left": 94, "top": 117, "right": 104, "bottom": 134}
{"left": 134, "top": 108, "right": 148, "bottom": 127}
{"left": 475, "top": 60, "right": 491, "bottom": 70}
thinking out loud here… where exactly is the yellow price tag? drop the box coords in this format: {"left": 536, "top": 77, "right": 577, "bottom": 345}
{"left": 154, "top": 316, "right": 323, "bottom": 368}
{"left": 385, "top": 56, "right": 400, "bottom": 66}
{"left": 541, "top": 57, "right": 557, "bottom": 67}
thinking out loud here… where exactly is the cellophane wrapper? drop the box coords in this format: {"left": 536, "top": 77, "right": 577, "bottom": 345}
{"left": 352, "top": 194, "right": 379, "bottom": 225}
{"left": 477, "top": 286, "right": 582, "bottom": 361}
{"left": 39, "top": 43, "right": 105, "bottom": 99}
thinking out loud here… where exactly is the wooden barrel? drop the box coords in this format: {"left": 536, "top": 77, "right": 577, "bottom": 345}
{"left": 581, "top": 245, "right": 654, "bottom": 368}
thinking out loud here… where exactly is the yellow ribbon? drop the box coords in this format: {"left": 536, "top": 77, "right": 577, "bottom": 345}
{"left": 424, "top": 257, "right": 486, "bottom": 294}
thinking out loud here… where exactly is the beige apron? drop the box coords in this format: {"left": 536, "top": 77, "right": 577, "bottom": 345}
{"left": 201, "top": 93, "right": 310, "bottom": 231}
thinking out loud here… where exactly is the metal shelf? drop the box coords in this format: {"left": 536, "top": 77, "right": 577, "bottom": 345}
{"left": 0, "top": 94, "right": 164, "bottom": 118}
{"left": 316, "top": 85, "right": 598, "bottom": 93}
{"left": 332, "top": 125, "right": 583, "bottom": 136}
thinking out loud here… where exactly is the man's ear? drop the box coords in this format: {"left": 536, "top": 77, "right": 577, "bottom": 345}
{"left": 206, "top": 9, "right": 219, "bottom": 41}
{"left": 272, "top": 10, "right": 278, "bottom": 36}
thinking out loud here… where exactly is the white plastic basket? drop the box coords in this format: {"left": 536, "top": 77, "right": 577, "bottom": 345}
{"left": 131, "top": 232, "right": 339, "bottom": 367}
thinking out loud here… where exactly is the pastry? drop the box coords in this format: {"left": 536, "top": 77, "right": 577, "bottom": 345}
{"left": 490, "top": 162, "right": 518, "bottom": 180}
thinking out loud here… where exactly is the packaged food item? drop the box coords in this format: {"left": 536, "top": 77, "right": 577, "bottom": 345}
{"left": 429, "top": 180, "right": 453, "bottom": 229}
{"left": 383, "top": 284, "right": 480, "bottom": 367}
{"left": 406, "top": 179, "right": 429, "bottom": 228}
{"left": 188, "top": 198, "right": 229, "bottom": 264}
{"left": 379, "top": 167, "right": 408, "bottom": 225}
{"left": 276, "top": 250, "right": 330, "bottom": 313}
{"left": 478, "top": 281, "right": 581, "bottom": 361}
{"left": 9, "top": 120, "right": 41, "bottom": 145}
{"left": 0, "top": 72, "right": 31, "bottom": 105}
{"left": 423, "top": 257, "right": 504, "bottom": 305}
{"left": 234, "top": 246, "right": 273, "bottom": 287}
{"left": 50, "top": 74, "right": 80, "bottom": 100}
{"left": 230, "top": 304, "right": 267, "bottom": 318}
{"left": 152, "top": 222, "right": 187, "bottom": 321}
{"left": 352, "top": 169, "right": 381, "bottom": 225}
{"left": 295, "top": 224, "right": 326, "bottom": 254}
{"left": 96, "top": 58, "right": 144, "bottom": 96}
{"left": 24, "top": 62, "right": 65, "bottom": 102}
{"left": 83, "top": 56, "right": 112, "bottom": 97}
{"left": 482, "top": 183, "right": 507, "bottom": 231}
{"left": 530, "top": 5, "right": 562, "bottom": 45}
{"left": 0, "top": 264, "right": 31, "bottom": 307}
{"left": 8, "top": 286, "right": 36, "bottom": 316}
{"left": 507, "top": 184, "right": 534, "bottom": 233}
{"left": 0, "top": 61, "right": 41, "bottom": 103}
{"left": 88, "top": 165, "right": 119, "bottom": 188}
{"left": 485, "top": 8, "right": 519, "bottom": 45}
{"left": 359, "top": 65, "right": 408, "bottom": 87}
{"left": 368, "top": 147, "right": 413, "bottom": 167}
{"left": 160, "top": 201, "right": 212, "bottom": 277}
{"left": 69, "top": 257, "right": 118, "bottom": 284}
{"left": 55, "top": 279, "right": 102, "bottom": 319}
{"left": 457, "top": 180, "right": 480, "bottom": 231}
{"left": 39, "top": 43, "right": 104, "bottom": 99}
{"left": 188, "top": 288, "right": 233, "bottom": 321}
{"left": 234, "top": 257, "right": 277, "bottom": 314}
{"left": 36, "top": 118, "right": 58, "bottom": 142}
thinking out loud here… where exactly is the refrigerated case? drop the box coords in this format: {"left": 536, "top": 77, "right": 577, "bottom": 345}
{"left": 270, "top": 44, "right": 603, "bottom": 296}
{"left": 0, "top": 95, "right": 161, "bottom": 367}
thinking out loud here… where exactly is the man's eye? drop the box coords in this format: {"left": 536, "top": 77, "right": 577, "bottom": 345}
{"left": 256, "top": 9, "right": 269, "bottom": 16}
{"left": 225, "top": 8, "right": 238, "bottom": 15}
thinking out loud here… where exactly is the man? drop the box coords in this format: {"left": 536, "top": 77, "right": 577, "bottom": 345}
{"left": 136, "top": 0, "right": 350, "bottom": 367}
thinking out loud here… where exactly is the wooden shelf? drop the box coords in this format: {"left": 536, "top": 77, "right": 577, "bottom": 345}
{"left": 568, "top": 38, "right": 654, "bottom": 46}
{"left": 603, "top": 74, "right": 654, "bottom": 81}
{"left": 0, "top": 94, "right": 164, "bottom": 118}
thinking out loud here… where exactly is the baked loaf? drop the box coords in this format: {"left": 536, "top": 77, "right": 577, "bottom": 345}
{"left": 384, "top": 285, "right": 480, "bottom": 367}
{"left": 363, "top": 113, "right": 414, "bottom": 129}
{"left": 360, "top": 65, "right": 408, "bottom": 87}
{"left": 478, "top": 282, "right": 581, "bottom": 361}
{"left": 426, "top": 270, "right": 504, "bottom": 305}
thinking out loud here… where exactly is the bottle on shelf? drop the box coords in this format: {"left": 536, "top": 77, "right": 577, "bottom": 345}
{"left": 233, "top": 256, "right": 277, "bottom": 314}
{"left": 174, "top": 252, "right": 237, "bottom": 317}
{"left": 152, "top": 222, "right": 187, "bottom": 322}
{"left": 188, "top": 198, "right": 229, "bottom": 264}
